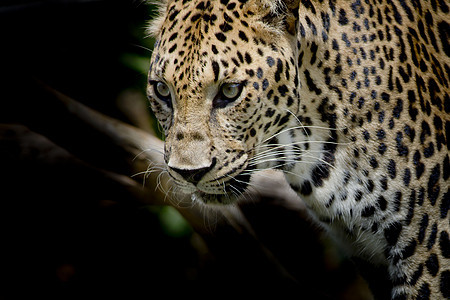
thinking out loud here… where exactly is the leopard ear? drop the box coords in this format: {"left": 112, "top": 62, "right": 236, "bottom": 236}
{"left": 256, "top": 0, "right": 300, "bottom": 35}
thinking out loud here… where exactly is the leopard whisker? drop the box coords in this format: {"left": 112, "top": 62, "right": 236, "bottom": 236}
{"left": 249, "top": 157, "right": 302, "bottom": 166}
{"left": 133, "top": 147, "right": 165, "bottom": 161}
{"left": 300, "top": 153, "right": 338, "bottom": 170}
{"left": 250, "top": 147, "right": 331, "bottom": 163}
{"left": 250, "top": 150, "right": 303, "bottom": 162}
{"left": 258, "top": 124, "right": 344, "bottom": 146}
{"left": 225, "top": 174, "right": 257, "bottom": 191}
{"left": 228, "top": 184, "right": 243, "bottom": 199}
{"left": 251, "top": 143, "right": 304, "bottom": 157}
{"left": 131, "top": 43, "right": 153, "bottom": 53}
{"left": 251, "top": 139, "right": 349, "bottom": 156}
{"left": 251, "top": 149, "right": 337, "bottom": 170}
{"left": 285, "top": 108, "right": 311, "bottom": 138}
{"left": 242, "top": 166, "right": 309, "bottom": 181}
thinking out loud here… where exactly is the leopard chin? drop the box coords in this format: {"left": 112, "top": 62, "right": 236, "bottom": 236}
{"left": 192, "top": 170, "right": 253, "bottom": 205}
{"left": 191, "top": 191, "right": 238, "bottom": 205}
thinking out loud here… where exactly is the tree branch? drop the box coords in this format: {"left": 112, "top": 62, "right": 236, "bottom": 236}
{"left": 1, "top": 77, "right": 374, "bottom": 298}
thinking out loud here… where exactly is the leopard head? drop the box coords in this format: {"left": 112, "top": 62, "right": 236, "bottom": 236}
{"left": 147, "top": 0, "right": 300, "bottom": 204}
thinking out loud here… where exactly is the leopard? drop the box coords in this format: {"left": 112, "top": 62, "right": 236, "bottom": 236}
{"left": 145, "top": 0, "right": 449, "bottom": 298}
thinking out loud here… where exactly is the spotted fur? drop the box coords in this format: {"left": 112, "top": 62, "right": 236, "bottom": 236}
{"left": 146, "top": 0, "right": 450, "bottom": 298}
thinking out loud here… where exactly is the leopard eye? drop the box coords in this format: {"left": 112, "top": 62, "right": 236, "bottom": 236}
{"left": 155, "top": 81, "right": 170, "bottom": 98}
{"left": 214, "top": 82, "right": 245, "bottom": 108}
{"left": 151, "top": 81, "right": 172, "bottom": 105}
{"left": 221, "top": 83, "right": 241, "bottom": 99}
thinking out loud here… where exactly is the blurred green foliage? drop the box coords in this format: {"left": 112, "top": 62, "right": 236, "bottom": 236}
{"left": 121, "top": 52, "right": 151, "bottom": 75}
{"left": 152, "top": 206, "right": 193, "bottom": 237}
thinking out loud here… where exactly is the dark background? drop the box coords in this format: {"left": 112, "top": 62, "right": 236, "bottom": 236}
{"left": 1, "top": 1, "right": 205, "bottom": 298}
{"left": 2, "top": 0, "right": 152, "bottom": 115}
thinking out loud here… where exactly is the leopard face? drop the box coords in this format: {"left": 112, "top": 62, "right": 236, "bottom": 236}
{"left": 147, "top": 0, "right": 299, "bottom": 204}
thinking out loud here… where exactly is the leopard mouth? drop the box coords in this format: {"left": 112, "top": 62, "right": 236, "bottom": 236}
{"left": 192, "top": 168, "right": 253, "bottom": 205}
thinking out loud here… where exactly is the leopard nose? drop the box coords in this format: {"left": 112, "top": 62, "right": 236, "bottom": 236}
{"left": 170, "top": 158, "right": 216, "bottom": 184}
